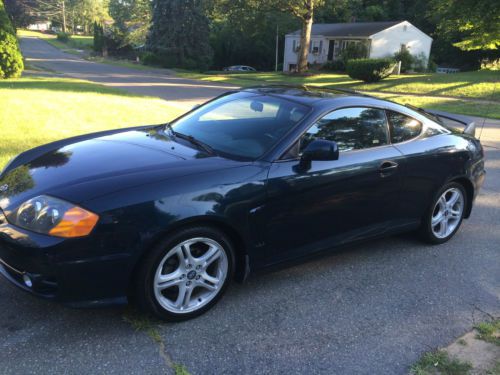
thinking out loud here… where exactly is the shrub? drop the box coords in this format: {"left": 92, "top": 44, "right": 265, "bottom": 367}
{"left": 0, "top": 30, "right": 24, "bottom": 78}
{"left": 56, "top": 32, "right": 70, "bottom": 43}
{"left": 412, "top": 52, "right": 429, "bottom": 72}
{"left": 322, "top": 60, "right": 345, "bottom": 72}
{"left": 393, "top": 48, "right": 414, "bottom": 72}
{"left": 346, "top": 58, "right": 395, "bottom": 83}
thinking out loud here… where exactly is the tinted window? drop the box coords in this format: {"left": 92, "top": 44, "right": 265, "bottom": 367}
{"left": 171, "top": 95, "right": 309, "bottom": 160}
{"left": 301, "top": 107, "right": 389, "bottom": 152}
{"left": 387, "top": 111, "right": 422, "bottom": 143}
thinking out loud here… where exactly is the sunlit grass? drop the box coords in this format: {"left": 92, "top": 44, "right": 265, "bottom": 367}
{"left": 0, "top": 77, "right": 185, "bottom": 169}
{"left": 176, "top": 70, "right": 500, "bottom": 101}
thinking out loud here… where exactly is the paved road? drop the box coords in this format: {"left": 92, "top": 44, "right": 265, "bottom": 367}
{"left": 1, "top": 37, "right": 498, "bottom": 374}
{"left": 20, "top": 36, "right": 236, "bottom": 108}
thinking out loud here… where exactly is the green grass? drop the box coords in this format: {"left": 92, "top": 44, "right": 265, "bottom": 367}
{"left": 176, "top": 69, "right": 500, "bottom": 119}
{"left": 410, "top": 350, "right": 472, "bottom": 375}
{"left": 18, "top": 29, "right": 93, "bottom": 53}
{"left": 87, "top": 56, "right": 156, "bottom": 71}
{"left": 475, "top": 320, "right": 500, "bottom": 346}
{"left": 176, "top": 70, "right": 500, "bottom": 101}
{"left": 0, "top": 77, "right": 185, "bottom": 169}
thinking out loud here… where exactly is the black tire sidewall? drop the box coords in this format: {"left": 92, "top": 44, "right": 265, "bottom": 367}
{"left": 422, "top": 182, "right": 467, "bottom": 244}
{"left": 135, "top": 226, "right": 235, "bottom": 321}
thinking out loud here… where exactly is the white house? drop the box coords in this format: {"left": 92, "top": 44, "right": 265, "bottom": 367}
{"left": 283, "top": 21, "right": 432, "bottom": 72}
{"left": 27, "top": 21, "right": 52, "bottom": 32}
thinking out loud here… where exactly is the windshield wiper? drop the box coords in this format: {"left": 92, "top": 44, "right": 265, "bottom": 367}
{"left": 163, "top": 124, "right": 216, "bottom": 155}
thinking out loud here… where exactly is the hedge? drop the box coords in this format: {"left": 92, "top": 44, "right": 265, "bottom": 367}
{"left": 346, "top": 58, "right": 395, "bottom": 83}
{"left": 0, "top": 0, "right": 24, "bottom": 78}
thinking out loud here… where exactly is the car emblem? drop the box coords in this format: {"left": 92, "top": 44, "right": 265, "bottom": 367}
{"left": 0, "top": 184, "right": 8, "bottom": 193}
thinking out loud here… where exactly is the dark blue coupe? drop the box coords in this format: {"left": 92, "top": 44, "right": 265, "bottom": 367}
{"left": 0, "top": 86, "right": 485, "bottom": 320}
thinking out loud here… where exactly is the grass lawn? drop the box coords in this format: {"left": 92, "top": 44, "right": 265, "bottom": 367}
{"left": 176, "top": 70, "right": 500, "bottom": 101}
{"left": 177, "top": 69, "right": 500, "bottom": 119}
{"left": 0, "top": 77, "right": 185, "bottom": 169}
{"left": 18, "top": 29, "right": 93, "bottom": 53}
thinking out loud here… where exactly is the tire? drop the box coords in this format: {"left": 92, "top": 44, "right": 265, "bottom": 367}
{"left": 419, "top": 182, "right": 467, "bottom": 244}
{"left": 134, "top": 226, "right": 235, "bottom": 321}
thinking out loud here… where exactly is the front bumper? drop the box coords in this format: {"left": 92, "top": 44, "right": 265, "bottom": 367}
{"left": 0, "top": 209, "right": 131, "bottom": 307}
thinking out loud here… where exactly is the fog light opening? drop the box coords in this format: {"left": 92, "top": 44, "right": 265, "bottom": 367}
{"left": 23, "top": 274, "right": 33, "bottom": 288}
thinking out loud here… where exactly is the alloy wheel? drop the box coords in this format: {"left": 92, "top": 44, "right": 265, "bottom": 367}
{"left": 431, "top": 187, "right": 464, "bottom": 239}
{"left": 153, "top": 237, "right": 228, "bottom": 314}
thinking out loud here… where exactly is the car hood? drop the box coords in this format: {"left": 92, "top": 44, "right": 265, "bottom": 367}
{"left": 0, "top": 127, "right": 242, "bottom": 211}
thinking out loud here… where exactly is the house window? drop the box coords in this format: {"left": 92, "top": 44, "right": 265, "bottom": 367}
{"left": 319, "top": 40, "right": 323, "bottom": 54}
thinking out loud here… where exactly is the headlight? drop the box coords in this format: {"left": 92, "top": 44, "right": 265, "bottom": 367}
{"left": 7, "top": 195, "right": 99, "bottom": 238}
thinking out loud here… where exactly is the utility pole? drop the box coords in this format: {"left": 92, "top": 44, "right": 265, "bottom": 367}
{"left": 275, "top": 24, "right": 279, "bottom": 72}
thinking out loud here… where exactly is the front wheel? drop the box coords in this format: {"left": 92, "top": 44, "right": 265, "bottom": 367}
{"left": 420, "top": 182, "right": 467, "bottom": 244}
{"left": 134, "top": 226, "right": 234, "bottom": 321}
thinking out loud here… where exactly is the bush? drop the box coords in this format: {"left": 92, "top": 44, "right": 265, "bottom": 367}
{"left": 56, "top": 32, "right": 70, "bottom": 43}
{"left": 0, "top": 30, "right": 24, "bottom": 78}
{"left": 322, "top": 60, "right": 345, "bottom": 72}
{"left": 412, "top": 52, "right": 429, "bottom": 72}
{"left": 346, "top": 58, "right": 395, "bottom": 83}
{"left": 393, "top": 48, "right": 414, "bottom": 72}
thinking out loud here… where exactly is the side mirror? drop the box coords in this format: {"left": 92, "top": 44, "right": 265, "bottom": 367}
{"left": 301, "top": 139, "right": 339, "bottom": 162}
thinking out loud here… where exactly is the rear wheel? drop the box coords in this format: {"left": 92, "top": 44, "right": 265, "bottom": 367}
{"left": 420, "top": 182, "right": 467, "bottom": 244}
{"left": 134, "top": 226, "right": 234, "bottom": 321}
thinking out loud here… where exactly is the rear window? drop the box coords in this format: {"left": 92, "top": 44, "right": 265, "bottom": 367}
{"left": 386, "top": 110, "right": 422, "bottom": 143}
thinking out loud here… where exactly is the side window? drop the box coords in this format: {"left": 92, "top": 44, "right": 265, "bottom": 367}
{"left": 386, "top": 110, "right": 422, "bottom": 143}
{"left": 300, "top": 107, "right": 389, "bottom": 152}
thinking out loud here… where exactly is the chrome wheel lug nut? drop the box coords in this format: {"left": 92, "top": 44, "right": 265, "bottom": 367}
{"left": 196, "top": 275, "right": 201, "bottom": 280}
{"left": 186, "top": 281, "right": 191, "bottom": 286}
{"left": 196, "top": 265, "right": 201, "bottom": 270}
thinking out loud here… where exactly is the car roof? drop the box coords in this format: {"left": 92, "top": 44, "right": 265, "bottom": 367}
{"left": 240, "top": 85, "right": 357, "bottom": 105}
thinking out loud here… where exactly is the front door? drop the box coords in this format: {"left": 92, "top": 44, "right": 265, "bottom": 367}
{"left": 258, "top": 107, "right": 405, "bottom": 265}
{"left": 327, "top": 40, "right": 335, "bottom": 61}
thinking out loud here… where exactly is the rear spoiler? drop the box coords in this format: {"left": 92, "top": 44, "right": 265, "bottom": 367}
{"left": 415, "top": 107, "right": 476, "bottom": 137}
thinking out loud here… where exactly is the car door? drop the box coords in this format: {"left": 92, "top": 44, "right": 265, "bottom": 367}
{"left": 256, "top": 107, "right": 406, "bottom": 265}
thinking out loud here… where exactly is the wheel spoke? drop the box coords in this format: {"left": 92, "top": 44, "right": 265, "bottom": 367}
{"left": 447, "top": 190, "right": 460, "bottom": 207}
{"left": 175, "top": 284, "right": 193, "bottom": 309}
{"left": 432, "top": 211, "right": 445, "bottom": 226}
{"left": 440, "top": 218, "right": 449, "bottom": 237}
{"left": 449, "top": 209, "right": 461, "bottom": 220}
{"left": 177, "top": 243, "right": 195, "bottom": 268}
{"left": 156, "top": 271, "right": 183, "bottom": 290}
{"left": 199, "top": 245, "right": 221, "bottom": 268}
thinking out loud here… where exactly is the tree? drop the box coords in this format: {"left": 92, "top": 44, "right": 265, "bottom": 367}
{"left": 271, "top": 0, "right": 324, "bottom": 73}
{"left": 430, "top": 0, "right": 500, "bottom": 51}
{"left": 109, "top": 0, "right": 151, "bottom": 47}
{"left": 147, "top": 0, "right": 212, "bottom": 70}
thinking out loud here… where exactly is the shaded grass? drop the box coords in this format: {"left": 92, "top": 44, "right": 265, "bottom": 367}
{"left": 176, "top": 70, "right": 500, "bottom": 101}
{"left": 410, "top": 350, "right": 472, "bottom": 375}
{"left": 0, "top": 77, "right": 185, "bottom": 169}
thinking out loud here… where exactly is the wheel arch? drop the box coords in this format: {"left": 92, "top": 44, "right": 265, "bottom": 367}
{"left": 128, "top": 216, "right": 250, "bottom": 298}
{"left": 449, "top": 176, "right": 474, "bottom": 218}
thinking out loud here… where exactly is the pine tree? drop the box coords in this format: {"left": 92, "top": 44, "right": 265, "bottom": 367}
{"left": 146, "top": 0, "right": 212, "bottom": 70}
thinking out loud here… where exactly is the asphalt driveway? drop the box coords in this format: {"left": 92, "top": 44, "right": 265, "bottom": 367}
{"left": 0, "top": 37, "right": 498, "bottom": 374}
{"left": 20, "top": 36, "right": 236, "bottom": 108}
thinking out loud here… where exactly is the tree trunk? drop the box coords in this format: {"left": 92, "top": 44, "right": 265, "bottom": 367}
{"left": 61, "top": 0, "right": 67, "bottom": 33}
{"left": 297, "top": 0, "right": 314, "bottom": 73}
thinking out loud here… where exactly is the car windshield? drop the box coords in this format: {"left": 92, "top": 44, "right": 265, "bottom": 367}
{"left": 169, "top": 93, "right": 309, "bottom": 160}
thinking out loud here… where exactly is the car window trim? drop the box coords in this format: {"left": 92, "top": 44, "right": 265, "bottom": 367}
{"left": 277, "top": 105, "right": 392, "bottom": 161}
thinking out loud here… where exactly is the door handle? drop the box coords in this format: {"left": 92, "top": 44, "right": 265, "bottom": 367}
{"left": 379, "top": 161, "right": 398, "bottom": 176}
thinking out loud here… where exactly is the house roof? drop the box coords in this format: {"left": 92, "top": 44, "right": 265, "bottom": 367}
{"left": 288, "top": 21, "right": 402, "bottom": 38}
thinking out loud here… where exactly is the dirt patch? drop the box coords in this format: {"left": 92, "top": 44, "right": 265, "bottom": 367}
{"left": 445, "top": 331, "right": 500, "bottom": 374}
